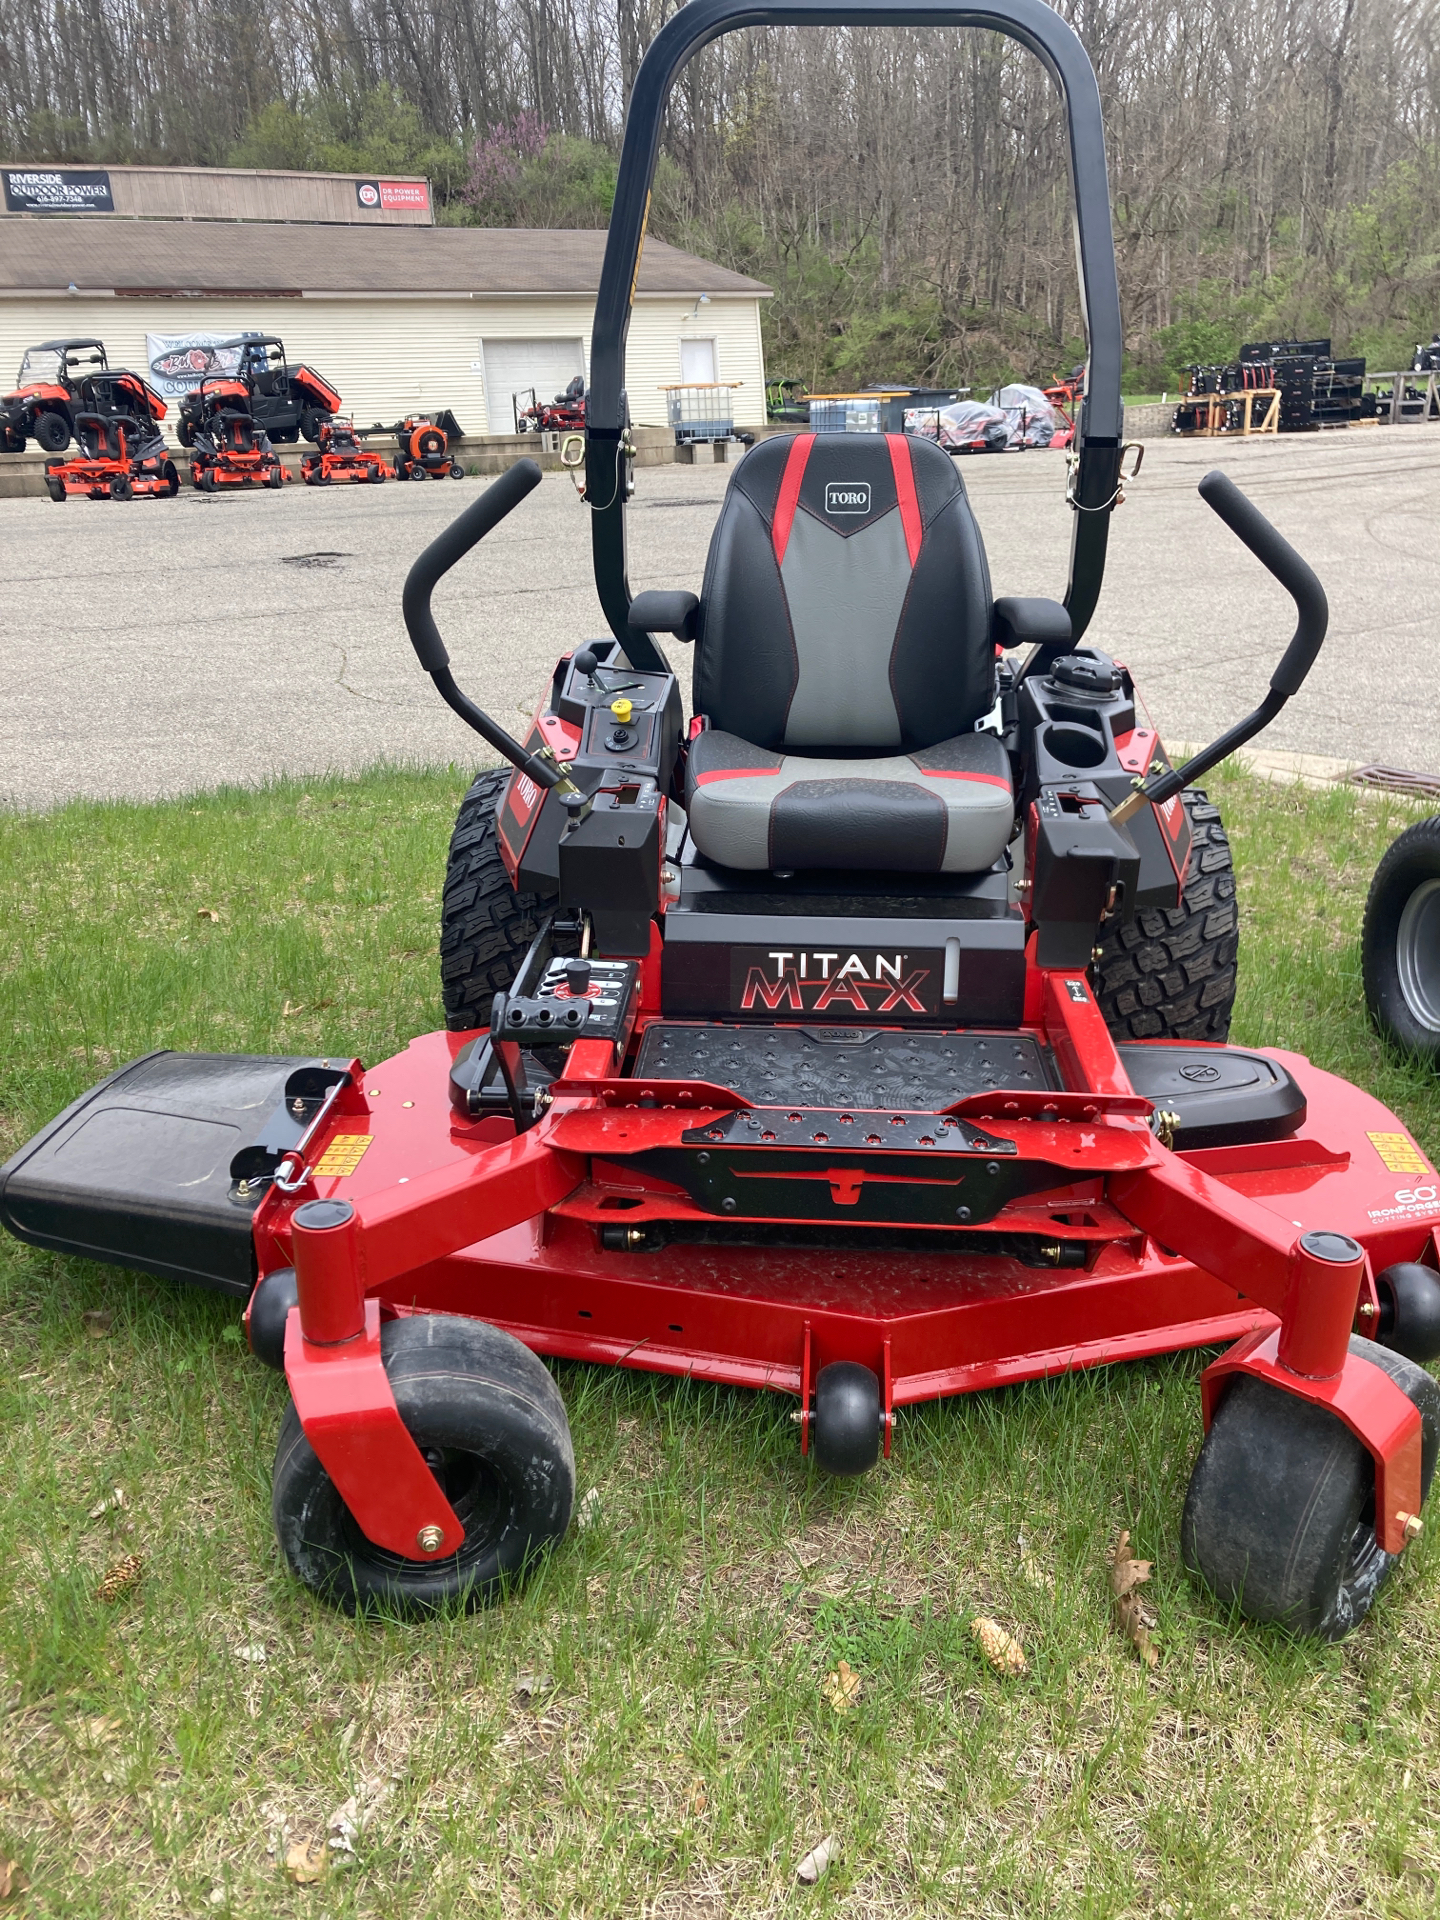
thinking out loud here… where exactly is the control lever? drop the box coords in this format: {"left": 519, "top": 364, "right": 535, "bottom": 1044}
{"left": 1110, "top": 470, "right": 1328, "bottom": 825}
{"left": 403, "top": 460, "right": 575, "bottom": 793}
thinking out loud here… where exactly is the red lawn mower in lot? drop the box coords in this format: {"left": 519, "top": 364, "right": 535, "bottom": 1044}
{"left": 186, "top": 378, "right": 285, "bottom": 492}
{"left": 300, "top": 417, "right": 392, "bottom": 486}
{"left": 515, "top": 377, "right": 588, "bottom": 435}
{"left": 1, "top": 337, "right": 109, "bottom": 453}
{"left": 43, "top": 370, "right": 178, "bottom": 502}
{"left": 4, "top": 0, "right": 1439, "bottom": 1638}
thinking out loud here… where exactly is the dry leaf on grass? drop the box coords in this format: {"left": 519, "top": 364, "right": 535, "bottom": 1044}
{"left": 1017, "top": 1530, "right": 1056, "bottom": 1591}
{"left": 83, "top": 1715, "right": 121, "bottom": 1742}
{"left": 197, "top": 907, "right": 220, "bottom": 922}
{"left": 1110, "top": 1531, "right": 1159, "bottom": 1668}
{"left": 283, "top": 1838, "right": 327, "bottom": 1885}
{"left": 970, "top": 1616, "right": 1027, "bottom": 1675}
{"left": 687, "top": 1778, "right": 707, "bottom": 1815}
{"left": 96, "top": 1553, "right": 143, "bottom": 1604}
{"left": 282, "top": 1000, "right": 305, "bottom": 1018}
{"left": 513, "top": 1670, "right": 554, "bottom": 1706}
{"left": 821, "top": 1659, "right": 861, "bottom": 1713}
{"left": 795, "top": 1834, "right": 840, "bottom": 1884}
{"left": 81, "top": 1310, "right": 113, "bottom": 1338}
{"left": 575, "top": 1487, "right": 602, "bottom": 1530}
{"left": 328, "top": 1775, "right": 394, "bottom": 1855}
{"left": 0, "top": 1859, "right": 26, "bottom": 1902}
{"left": 235, "top": 1642, "right": 267, "bottom": 1664}
{"left": 88, "top": 1487, "right": 128, "bottom": 1520}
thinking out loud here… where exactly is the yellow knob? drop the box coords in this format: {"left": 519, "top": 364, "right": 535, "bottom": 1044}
{"left": 611, "top": 698, "right": 633, "bottom": 725}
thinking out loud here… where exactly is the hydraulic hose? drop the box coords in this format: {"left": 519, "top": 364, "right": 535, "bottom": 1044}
{"left": 1111, "top": 470, "right": 1329, "bottom": 824}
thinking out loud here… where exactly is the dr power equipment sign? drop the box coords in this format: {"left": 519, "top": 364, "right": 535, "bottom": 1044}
{"left": 3, "top": 169, "right": 114, "bottom": 213}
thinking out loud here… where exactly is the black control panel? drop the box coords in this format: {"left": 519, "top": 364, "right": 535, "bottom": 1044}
{"left": 536, "top": 956, "right": 639, "bottom": 1042}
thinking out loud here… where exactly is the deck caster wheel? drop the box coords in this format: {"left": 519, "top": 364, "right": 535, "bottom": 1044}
{"left": 246, "top": 1265, "right": 298, "bottom": 1370}
{"left": 271, "top": 1313, "right": 574, "bottom": 1615}
{"left": 1376, "top": 1262, "right": 1440, "bottom": 1364}
{"left": 1182, "top": 1336, "right": 1440, "bottom": 1639}
{"left": 812, "top": 1362, "right": 882, "bottom": 1477}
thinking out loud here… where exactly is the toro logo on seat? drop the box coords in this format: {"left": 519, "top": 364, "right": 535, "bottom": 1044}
{"left": 824, "top": 481, "right": 870, "bottom": 515}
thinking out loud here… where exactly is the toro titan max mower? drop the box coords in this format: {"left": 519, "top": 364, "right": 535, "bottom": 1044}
{"left": 4, "top": 0, "right": 1439, "bottom": 1639}
{"left": 43, "top": 368, "right": 178, "bottom": 503}
{"left": 186, "top": 376, "right": 285, "bottom": 492}
{"left": 516, "top": 377, "right": 588, "bottom": 435}
{"left": 176, "top": 336, "right": 340, "bottom": 449}
{"left": 1, "top": 338, "right": 109, "bottom": 453}
{"left": 300, "top": 417, "right": 393, "bottom": 486}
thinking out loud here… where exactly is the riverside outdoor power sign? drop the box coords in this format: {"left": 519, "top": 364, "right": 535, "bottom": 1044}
{"left": 3, "top": 169, "right": 114, "bottom": 213}
{"left": 355, "top": 178, "right": 430, "bottom": 211}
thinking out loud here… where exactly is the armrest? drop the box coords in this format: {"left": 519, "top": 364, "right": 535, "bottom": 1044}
{"left": 993, "top": 596, "right": 1072, "bottom": 651}
{"left": 628, "top": 589, "right": 699, "bottom": 642}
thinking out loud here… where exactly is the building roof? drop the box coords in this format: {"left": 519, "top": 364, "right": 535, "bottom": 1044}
{"left": 0, "top": 218, "right": 771, "bottom": 298}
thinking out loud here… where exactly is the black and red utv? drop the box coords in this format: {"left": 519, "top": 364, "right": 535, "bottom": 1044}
{"left": 1, "top": 338, "right": 109, "bottom": 453}
{"left": 3, "top": 0, "right": 1437, "bottom": 1642}
{"left": 43, "top": 369, "right": 177, "bottom": 501}
{"left": 299, "top": 417, "right": 392, "bottom": 486}
{"left": 186, "top": 377, "right": 285, "bottom": 491}
{"left": 176, "top": 336, "right": 339, "bottom": 448}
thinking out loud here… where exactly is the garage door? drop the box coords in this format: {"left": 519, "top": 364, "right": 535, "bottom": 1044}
{"left": 483, "top": 338, "right": 586, "bottom": 434}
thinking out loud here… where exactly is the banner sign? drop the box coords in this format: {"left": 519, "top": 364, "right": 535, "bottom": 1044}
{"left": 145, "top": 331, "right": 246, "bottom": 401}
{"left": 3, "top": 168, "right": 114, "bottom": 213}
{"left": 355, "top": 178, "right": 430, "bottom": 212}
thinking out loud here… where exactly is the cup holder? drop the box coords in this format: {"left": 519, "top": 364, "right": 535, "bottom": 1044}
{"left": 1041, "top": 721, "right": 1108, "bottom": 770}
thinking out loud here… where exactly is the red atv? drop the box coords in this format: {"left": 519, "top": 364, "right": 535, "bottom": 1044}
{"left": 186, "top": 377, "right": 285, "bottom": 491}
{"left": 2, "top": 337, "right": 109, "bottom": 453}
{"left": 515, "top": 377, "right": 587, "bottom": 434}
{"left": 43, "top": 369, "right": 177, "bottom": 502}
{"left": 4, "top": 0, "right": 1437, "bottom": 1644}
{"left": 300, "top": 418, "right": 392, "bottom": 486}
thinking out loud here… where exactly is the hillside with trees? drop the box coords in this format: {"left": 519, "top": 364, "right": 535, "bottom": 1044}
{"left": 3, "top": 0, "right": 1438, "bottom": 392}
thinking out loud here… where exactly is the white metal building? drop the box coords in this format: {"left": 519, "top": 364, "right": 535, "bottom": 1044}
{"left": 0, "top": 208, "right": 771, "bottom": 434}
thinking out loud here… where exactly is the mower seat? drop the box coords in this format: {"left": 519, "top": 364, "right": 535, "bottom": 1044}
{"left": 682, "top": 432, "right": 1013, "bottom": 873}
{"left": 75, "top": 412, "right": 138, "bottom": 460}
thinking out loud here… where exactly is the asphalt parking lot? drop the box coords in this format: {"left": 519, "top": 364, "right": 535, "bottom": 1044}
{"left": 3, "top": 427, "right": 1439, "bottom": 810}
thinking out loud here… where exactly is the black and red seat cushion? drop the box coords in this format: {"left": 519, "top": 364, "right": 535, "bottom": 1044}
{"left": 683, "top": 431, "right": 1012, "bottom": 872}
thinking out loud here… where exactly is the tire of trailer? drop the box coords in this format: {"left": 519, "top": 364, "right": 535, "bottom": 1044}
{"left": 271, "top": 1312, "right": 574, "bottom": 1615}
{"left": 439, "top": 767, "right": 558, "bottom": 1031}
{"left": 1362, "top": 813, "right": 1440, "bottom": 1064}
{"left": 1090, "top": 787, "right": 1238, "bottom": 1043}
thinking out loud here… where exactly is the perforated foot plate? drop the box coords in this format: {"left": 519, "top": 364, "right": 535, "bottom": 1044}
{"left": 633, "top": 1022, "right": 1055, "bottom": 1112}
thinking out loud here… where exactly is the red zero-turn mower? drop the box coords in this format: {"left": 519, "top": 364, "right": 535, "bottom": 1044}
{"left": 4, "top": 0, "right": 1439, "bottom": 1636}
{"left": 516, "top": 378, "right": 588, "bottom": 435}
{"left": 300, "top": 418, "right": 392, "bottom": 486}
{"left": 43, "top": 370, "right": 178, "bottom": 502}
{"left": 186, "top": 378, "right": 285, "bottom": 492}
{"left": 1, "top": 338, "right": 109, "bottom": 453}
{"left": 382, "top": 415, "right": 466, "bottom": 481}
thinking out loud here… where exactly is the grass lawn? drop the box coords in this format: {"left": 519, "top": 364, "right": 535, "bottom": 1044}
{"left": 1, "top": 763, "right": 1438, "bottom": 1919}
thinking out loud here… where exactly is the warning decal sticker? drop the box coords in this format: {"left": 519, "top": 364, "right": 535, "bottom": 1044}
{"left": 313, "top": 1134, "right": 374, "bottom": 1177}
{"left": 1368, "top": 1131, "right": 1432, "bottom": 1177}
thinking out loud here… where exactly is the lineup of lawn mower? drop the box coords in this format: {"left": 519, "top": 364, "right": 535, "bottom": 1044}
{"left": 3, "top": 0, "right": 1439, "bottom": 1647}
{"left": 0, "top": 333, "right": 466, "bottom": 498}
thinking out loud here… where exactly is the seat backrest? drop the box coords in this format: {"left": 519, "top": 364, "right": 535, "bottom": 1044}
{"left": 693, "top": 431, "right": 995, "bottom": 752}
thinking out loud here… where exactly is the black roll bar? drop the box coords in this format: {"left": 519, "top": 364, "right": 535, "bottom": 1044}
{"left": 586, "top": 0, "right": 1125, "bottom": 663}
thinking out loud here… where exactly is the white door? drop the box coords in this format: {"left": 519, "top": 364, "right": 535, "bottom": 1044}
{"left": 679, "top": 337, "right": 717, "bottom": 384}
{"left": 482, "top": 338, "right": 586, "bottom": 433}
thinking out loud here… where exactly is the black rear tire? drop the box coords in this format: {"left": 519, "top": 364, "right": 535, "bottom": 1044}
{"left": 1362, "top": 813, "right": 1440, "bottom": 1063}
{"left": 440, "top": 767, "right": 557, "bottom": 1030}
{"left": 34, "top": 410, "right": 70, "bottom": 453}
{"left": 272, "top": 1313, "right": 574, "bottom": 1615}
{"left": 1092, "top": 788, "right": 1238, "bottom": 1042}
{"left": 1181, "top": 1336, "right": 1440, "bottom": 1639}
